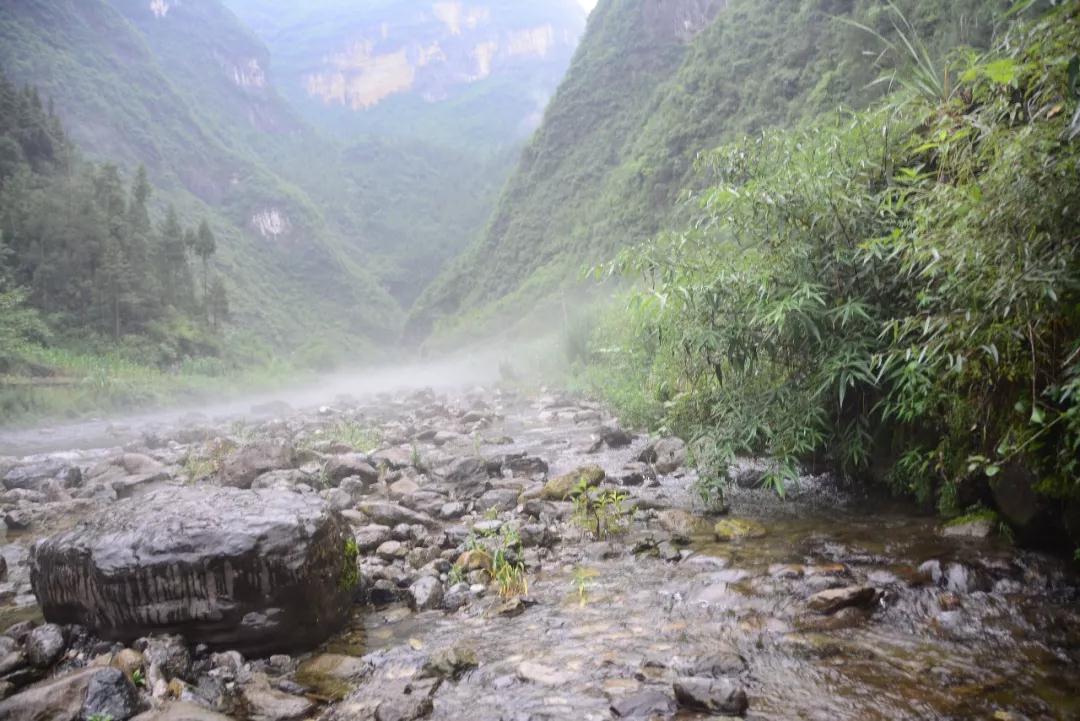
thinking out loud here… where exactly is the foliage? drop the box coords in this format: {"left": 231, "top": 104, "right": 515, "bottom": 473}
{"left": 339, "top": 537, "right": 359, "bottom": 591}
{"left": 411, "top": 0, "right": 1007, "bottom": 346}
{"left": 596, "top": 5, "right": 1079, "bottom": 518}
{"left": 464, "top": 526, "right": 529, "bottom": 598}
{"left": 571, "top": 477, "right": 630, "bottom": 539}
{"left": 570, "top": 566, "right": 597, "bottom": 607}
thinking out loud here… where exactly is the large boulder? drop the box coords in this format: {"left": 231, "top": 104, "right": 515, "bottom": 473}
{"left": 30, "top": 487, "right": 355, "bottom": 655}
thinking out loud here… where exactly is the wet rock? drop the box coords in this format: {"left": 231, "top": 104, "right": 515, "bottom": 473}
{"left": 713, "top": 519, "right": 767, "bottom": 542}
{"left": 796, "top": 605, "right": 872, "bottom": 631}
{"left": 332, "top": 677, "right": 440, "bottom": 721}
{"left": 806, "top": 585, "right": 877, "bottom": 614}
{"left": 692, "top": 649, "right": 747, "bottom": 678}
{"left": 0, "top": 636, "right": 25, "bottom": 675}
{"left": 372, "top": 447, "right": 416, "bottom": 470}
{"left": 30, "top": 487, "right": 354, "bottom": 655}
{"left": 611, "top": 689, "right": 677, "bottom": 719}
{"left": 138, "top": 635, "right": 192, "bottom": 681}
{"left": 295, "top": 653, "right": 367, "bottom": 701}
{"left": 420, "top": 645, "right": 477, "bottom": 680}
{"left": 673, "top": 676, "right": 748, "bottom": 716}
{"left": 325, "top": 455, "right": 379, "bottom": 486}
{"left": 639, "top": 437, "right": 687, "bottom": 474}
{"left": 657, "top": 541, "right": 683, "bottom": 562}
{"left": 657, "top": 509, "right": 709, "bottom": 539}
{"left": 539, "top": 465, "right": 605, "bottom": 501}
{"left": 727, "top": 458, "right": 772, "bottom": 489}
{"left": 0, "top": 666, "right": 127, "bottom": 720}
{"left": 219, "top": 440, "right": 294, "bottom": 489}
{"left": 437, "top": 502, "right": 467, "bottom": 520}
{"left": 82, "top": 666, "right": 140, "bottom": 721}
{"left": 376, "top": 540, "right": 408, "bottom": 561}
{"left": 251, "top": 469, "right": 310, "bottom": 490}
{"left": 3, "top": 459, "right": 80, "bottom": 492}
{"left": 25, "top": 622, "right": 65, "bottom": 668}
{"left": 476, "top": 487, "right": 519, "bottom": 512}
{"left": 354, "top": 524, "right": 394, "bottom": 553}
{"left": 4, "top": 509, "right": 34, "bottom": 531}
{"left": 441, "top": 583, "right": 471, "bottom": 611}
{"left": 110, "top": 648, "right": 145, "bottom": 679}
{"left": 590, "top": 426, "right": 634, "bottom": 451}
{"left": 505, "top": 455, "right": 548, "bottom": 477}
{"left": 241, "top": 675, "right": 314, "bottom": 721}
{"left": 408, "top": 577, "right": 443, "bottom": 611}
{"left": 518, "top": 660, "right": 571, "bottom": 686}
{"left": 388, "top": 477, "right": 420, "bottom": 499}
{"left": 130, "top": 702, "right": 235, "bottom": 720}
{"left": 940, "top": 518, "right": 994, "bottom": 539}
{"left": 618, "top": 462, "right": 656, "bottom": 487}
{"left": 357, "top": 502, "right": 438, "bottom": 529}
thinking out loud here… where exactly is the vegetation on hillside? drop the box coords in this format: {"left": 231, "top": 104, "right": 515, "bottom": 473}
{"left": 579, "top": 3, "right": 1079, "bottom": 541}
{"left": 410, "top": 0, "right": 1009, "bottom": 346}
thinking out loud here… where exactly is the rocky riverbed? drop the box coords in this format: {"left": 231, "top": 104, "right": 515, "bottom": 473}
{"left": 0, "top": 385, "right": 1077, "bottom": 720}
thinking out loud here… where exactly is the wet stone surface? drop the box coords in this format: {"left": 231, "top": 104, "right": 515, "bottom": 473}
{"left": 0, "top": 385, "right": 1075, "bottom": 720}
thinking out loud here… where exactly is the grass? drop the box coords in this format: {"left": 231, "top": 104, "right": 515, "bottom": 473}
{"left": 0, "top": 343, "right": 307, "bottom": 428}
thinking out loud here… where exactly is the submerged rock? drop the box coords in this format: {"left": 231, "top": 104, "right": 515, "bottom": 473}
{"left": 30, "top": 487, "right": 354, "bottom": 655}
{"left": 713, "top": 519, "right": 767, "bottom": 542}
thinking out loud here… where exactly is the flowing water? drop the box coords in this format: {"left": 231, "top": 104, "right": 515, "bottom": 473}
{"left": 1, "top": 382, "right": 1077, "bottom": 720}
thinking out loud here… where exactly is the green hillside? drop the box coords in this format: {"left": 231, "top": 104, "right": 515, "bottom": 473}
{"left": 0, "top": 0, "right": 403, "bottom": 354}
{"left": 409, "top": 0, "right": 1008, "bottom": 345}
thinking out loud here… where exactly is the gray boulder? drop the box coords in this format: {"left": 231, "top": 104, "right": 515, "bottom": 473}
{"left": 673, "top": 676, "right": 748, "bottom": 715}
{"left": 82, "top": 667, "right": 140, "bottom": 721}
{"left": 25, "top": 623, "right": 65, "bottom": 668}
{"left": 0, "top": 666, "right": 136, "bottom": 721}
{"left": 3, "top": 459, "right": 80, "bottom": 492}
{"left": 30, "top": 487, "right": 354, "bottom": 655}
{"left": 219, "top": 441, "right": 294, "bottom": 489}
{"left": 323, "top": 455, "right": 378, "bottom": 486}
{"left": 639, "top": 437, "right": 687, "bottom": 474}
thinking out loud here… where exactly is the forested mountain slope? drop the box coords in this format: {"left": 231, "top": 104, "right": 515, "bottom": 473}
{"left": 409, "top": 0, "right": 1008, "bottom": 345}
{"left": 0, "top": 0, "right": 402, "bottom": 351}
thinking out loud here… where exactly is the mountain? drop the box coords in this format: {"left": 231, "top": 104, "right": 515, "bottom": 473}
{"left": 222, "top": 0, "right": 588, "bottom": 150}
{"left": 408, "top": 0, "right": 1008, "bottom": 345}
{"left": 0, "top": 0, "right": 403, "bottom": 354}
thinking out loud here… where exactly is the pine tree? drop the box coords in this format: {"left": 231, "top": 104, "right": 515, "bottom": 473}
{"left": 157, "top": 204, "right": 193, "bottom": 310}
{"left": 193, "top": 218, "right": 216, "bottom": 306}
{"left": 208, "top": 274, "right": 230, "bottom": 331}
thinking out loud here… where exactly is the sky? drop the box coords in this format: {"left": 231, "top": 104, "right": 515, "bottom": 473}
{"left": 577, "top": 0, "right": 597, "bottom": 12}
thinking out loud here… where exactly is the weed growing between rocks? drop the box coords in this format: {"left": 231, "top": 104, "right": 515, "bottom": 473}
{"left": 571, "top": 477, "right": 629, "bottom": 539}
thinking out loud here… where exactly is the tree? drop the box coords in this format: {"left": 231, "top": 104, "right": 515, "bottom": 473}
{"left": 193, "top": 218, "right": 216, "bottom": 304}
{"left": 156, "top": 205, "right": 193, "bottom": 310}
{"left": 207, "top": 274, "right": 230, "bottom": 331}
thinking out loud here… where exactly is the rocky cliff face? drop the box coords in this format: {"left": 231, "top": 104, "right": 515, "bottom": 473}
{"left": 224, "top": 0, "right": 589, "bottom": 147}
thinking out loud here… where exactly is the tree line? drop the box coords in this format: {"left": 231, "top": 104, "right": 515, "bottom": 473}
{"left": 0, "top": 70, "right": 229, "bottom": 367}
